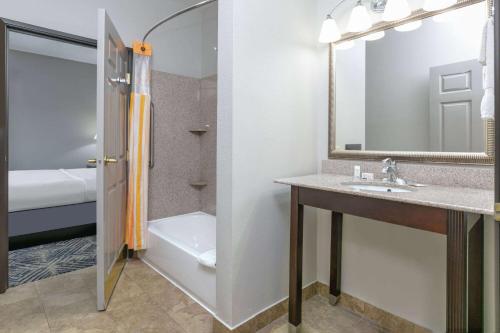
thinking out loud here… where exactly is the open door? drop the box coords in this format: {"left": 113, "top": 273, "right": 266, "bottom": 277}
{"left": 96, "top": 9, "right": 129, "bottom": 310}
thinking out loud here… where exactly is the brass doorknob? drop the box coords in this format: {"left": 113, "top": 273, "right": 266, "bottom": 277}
{"left": 104, "top": 156, "right": 118, "bottom": 165}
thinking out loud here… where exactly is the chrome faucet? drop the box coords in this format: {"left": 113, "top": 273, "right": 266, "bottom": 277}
{"left": 382, "top": 158, "right": 398, "bottom": 183}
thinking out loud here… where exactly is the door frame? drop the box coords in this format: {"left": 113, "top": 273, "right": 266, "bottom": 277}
{"left": 0, "top": 19, "right": 96, "bottom": 293}
{"left": 495, "top": 0, "right": 500, "bottom": 319}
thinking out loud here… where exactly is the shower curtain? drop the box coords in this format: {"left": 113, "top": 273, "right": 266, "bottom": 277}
{"left": 126, "top": 42, "right": 152, "bottom": 251}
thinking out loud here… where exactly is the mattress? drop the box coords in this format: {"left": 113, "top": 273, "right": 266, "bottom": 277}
{"left": 8, "top": 168, "right": 96, "bottom": 212}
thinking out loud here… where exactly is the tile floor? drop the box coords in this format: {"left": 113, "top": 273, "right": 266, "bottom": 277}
{"left": 0, "top": 259, "right": 386, "bottom": 333}
{"left": 257, "top": 296, "right": 387, "bottom": 333}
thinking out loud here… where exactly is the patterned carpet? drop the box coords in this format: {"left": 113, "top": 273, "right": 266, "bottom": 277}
{"left": 8, "top": 236, "right": 96, "bottom": 287}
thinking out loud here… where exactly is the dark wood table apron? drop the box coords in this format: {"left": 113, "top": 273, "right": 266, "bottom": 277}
{"left": 288, "top": 186, "right": 484, "bottom": 333}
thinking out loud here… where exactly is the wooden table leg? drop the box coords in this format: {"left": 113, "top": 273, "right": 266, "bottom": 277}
{"left": 330, "top": 212, "right": 342, "bottom": 305}
{"left": 447, "top": 210, "right": 467, "bottom": 333}
{"left": 289, "top": 186, "right": 304, "bottom": 327}
{"left": 468, "top": 215, "right": 484, "bottom": 333}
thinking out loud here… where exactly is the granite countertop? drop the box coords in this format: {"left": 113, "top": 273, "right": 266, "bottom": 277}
{"left": 275, "top": 173, "right": 494, "bottom": 216}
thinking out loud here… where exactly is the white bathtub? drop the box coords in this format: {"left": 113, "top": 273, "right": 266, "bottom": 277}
{"left": 140, "top": 211, "right": 216, "bottom": 311}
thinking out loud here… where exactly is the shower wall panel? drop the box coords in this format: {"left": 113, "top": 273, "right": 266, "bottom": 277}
{"left": 149, "top": 71, "right": 202, "bottom": 219}
{"left": 148, "top": 71, "right": 217, "bottom": 220}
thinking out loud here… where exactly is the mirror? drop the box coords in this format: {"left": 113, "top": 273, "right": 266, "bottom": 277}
{"left": 330, "top": 0, "right": 494, "bottom": 164}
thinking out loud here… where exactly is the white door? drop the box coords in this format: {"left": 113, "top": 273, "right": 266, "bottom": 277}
{"left": 429, "top": 60, "right": 484, "bottom": 152}
{"left": 96, "top": 9, "right": 129, "bottom": 311}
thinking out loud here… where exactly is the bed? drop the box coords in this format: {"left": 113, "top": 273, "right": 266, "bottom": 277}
{"left": 8, "top": 168, "right": 97, "bottom": 249}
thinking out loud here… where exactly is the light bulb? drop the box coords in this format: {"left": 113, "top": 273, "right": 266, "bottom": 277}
{"left": 347, "top": 4, "right": 372, "bottom": 32}
{"left": 335, "top": 40, "right": 355, "bottom": 50}
{"left": 319, "top": 15, "right": 341, "bottom": 43}
{"left": 394, "top": 20, "right": 422, "bottom": 31}
{"left": 361, "top": 31, "right": 385, "bottom": 41}
{"left": 423, "top": 0, "right": 457, "bottom": 12}
{"left": 382, "top": 0, "right": 412, "bottom": 21}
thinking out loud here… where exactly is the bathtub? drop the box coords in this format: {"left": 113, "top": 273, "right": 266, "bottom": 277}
{"left": 140, "top": 211, "right": 216, "bottom": 311}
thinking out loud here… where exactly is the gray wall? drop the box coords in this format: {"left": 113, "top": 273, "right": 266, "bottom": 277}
{"left": 365, "top": 3, "right": 486, "bottom": 151}
{"left": 8, "top": 50, "right": 96, "bottom": 170}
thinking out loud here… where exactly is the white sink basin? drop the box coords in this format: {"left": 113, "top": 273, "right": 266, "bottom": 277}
{"left": 348, "top": 184, "right": 412, "bottom": 193}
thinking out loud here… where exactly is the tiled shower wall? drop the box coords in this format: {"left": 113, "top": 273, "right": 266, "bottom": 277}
{"left": 148, "top": 70, "right": 217, "bottom": 220}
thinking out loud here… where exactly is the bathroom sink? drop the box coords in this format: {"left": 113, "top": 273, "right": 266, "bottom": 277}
{"left": 347, "top": 184, "right": 412, "bottom": 193}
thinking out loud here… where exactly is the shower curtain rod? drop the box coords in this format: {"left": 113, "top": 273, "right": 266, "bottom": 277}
{"left": 141, "top": 0, "right": 218, "bottom": 47}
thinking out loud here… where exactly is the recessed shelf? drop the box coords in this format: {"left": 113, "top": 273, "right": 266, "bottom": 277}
{"left": 189, "top": 129, "right": 208, "bottom": 134}
{"left": 190, "top": 181, "right": 208, "bottom": 187}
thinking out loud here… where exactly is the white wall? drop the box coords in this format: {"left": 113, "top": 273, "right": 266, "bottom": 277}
{"left": 316, "top": 1, "right": 498, "bottom": 332}
{"left": 0, "top": 0, "right": 217, "bottom": 78}
{"left": 217, "top": 0, "right": 320, "bottom": 327}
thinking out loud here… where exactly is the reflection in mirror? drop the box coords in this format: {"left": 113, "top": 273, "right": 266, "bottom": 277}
{"left": 334, "top": 2, "right": 488, "bottom": 153}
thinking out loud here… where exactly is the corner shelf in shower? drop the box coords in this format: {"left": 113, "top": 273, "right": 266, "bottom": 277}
{"left": 189, "top": 128, "right": 208, "bottom": 135}
{"left": 189, "top": 181, "right": 208, "bottom": 188}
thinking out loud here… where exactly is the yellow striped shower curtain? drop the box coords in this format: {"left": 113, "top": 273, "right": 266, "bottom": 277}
{"left": 126, "top": 42, "right": 152, "bottom": 251}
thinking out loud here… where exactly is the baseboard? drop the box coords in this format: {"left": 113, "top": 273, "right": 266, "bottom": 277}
{"left": 8, "top": 223, "right": 96, "bottom": 250}
{"left": 213, "top": 282, "right": 318, "bottom": 333}
{"left": 213, "top": 281, "right": 431, "bottom": 333}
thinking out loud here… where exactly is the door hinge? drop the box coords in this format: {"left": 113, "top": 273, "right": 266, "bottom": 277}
{"left": 495, "top": 203, "right": 500, "bottom": 222}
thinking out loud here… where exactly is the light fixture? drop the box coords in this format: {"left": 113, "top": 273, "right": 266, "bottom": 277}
{"left": 423, "top": 0, "right": 457, "bottom": 12}
{"left": 382, "top": 0, "right": 411, "bottom": 21}
{"left": 319, "top": 15, "right": 341, "bottom": 43}
{"left": 335, "top": 40, "right": 355, "bottom": 50}
{"left": 394, "top": 20, "right": 422, "bottom": 31}
{"left": 361, "top": 30, "right": 385, "bottom": 41}
{"left": 347, "top": 1, "right": 372, "bottom": 32}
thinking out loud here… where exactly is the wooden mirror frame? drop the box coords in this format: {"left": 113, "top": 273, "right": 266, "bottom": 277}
{"left": 328, "top": 0, "right": 494, "bottom": 165}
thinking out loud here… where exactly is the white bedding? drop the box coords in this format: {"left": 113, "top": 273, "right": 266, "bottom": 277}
{"left": 8, "top": 168, "right": 96, "bottom": 212}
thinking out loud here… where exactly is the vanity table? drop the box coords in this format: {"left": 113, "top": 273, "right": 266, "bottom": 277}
{"left": 276, "top": 174, "right": 494, "bottom": 333}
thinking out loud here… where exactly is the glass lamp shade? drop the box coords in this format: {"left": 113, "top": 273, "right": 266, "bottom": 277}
{"left": 347, "top": 5, "right": 372, "bottom": 32}
{"left": 382, "top": 0, "right": 412, "bottom": 21}
{"left": 394, "top": 20, "right": 422, "bottom": 31}
{"left": 319, "top": 16, "right": 341, "bottom": 43}
{"left": 361, "top": 31, "right": 385, "bottom": 41}
{"left": 423, "top": 0, "right": 457, "bottom": 11}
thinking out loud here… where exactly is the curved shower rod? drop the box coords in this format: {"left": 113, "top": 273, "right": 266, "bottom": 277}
{"left": 141, "top": 0, "right": 218, "bottom": 49}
